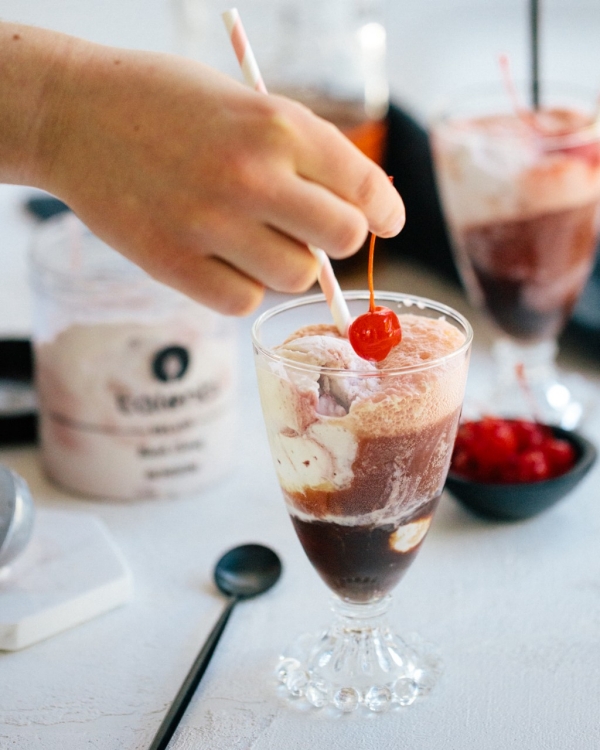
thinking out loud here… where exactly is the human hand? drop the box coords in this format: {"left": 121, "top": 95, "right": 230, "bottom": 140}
{"left": 5, "top": 25, "right": 405, "bottom": 315}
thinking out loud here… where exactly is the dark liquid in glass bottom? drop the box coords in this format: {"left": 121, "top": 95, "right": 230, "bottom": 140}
{"left": 291, "top": 498, "right": 439, "bottom": 603}
{"left": 459, "top": 201, "right": 599, "bottom": 341}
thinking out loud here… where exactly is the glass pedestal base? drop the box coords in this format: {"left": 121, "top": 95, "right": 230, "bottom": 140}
{"left": 275, "top": 596, "right": 443, "bottom": 713}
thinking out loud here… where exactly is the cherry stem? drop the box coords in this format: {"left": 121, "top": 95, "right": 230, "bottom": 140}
{"left": 499, "top": 55, "right": 525, "bottom": 118}
{"left": 499, "top": 54, "right": 546, "bottom": 135}
{"left": 368, "top": 232, "right": 376, "bottom": 313}
{"left": 367, "top": 176, "right": 393, "bottom": 314}
{"left": 515, "top": 362, "right": 543, "bottom": 424}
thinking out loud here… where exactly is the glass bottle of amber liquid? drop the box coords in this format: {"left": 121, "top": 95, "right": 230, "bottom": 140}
{"left": 173, "top": 0, "right": 389, "bottom": 166}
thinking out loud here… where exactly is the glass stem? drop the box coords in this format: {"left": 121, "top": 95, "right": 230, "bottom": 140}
{"left": 330, "top": 595, "right": 392, "bottom": 630}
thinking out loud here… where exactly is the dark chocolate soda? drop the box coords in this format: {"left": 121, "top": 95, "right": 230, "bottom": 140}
{"left": 459, "top": 201, "right": 599, "bottom": 341}
{"left": 290, "top": 499, "right": 439, "bottom": 603}
{"left": 284, "top": 409, "right": 461, "bottom": 603}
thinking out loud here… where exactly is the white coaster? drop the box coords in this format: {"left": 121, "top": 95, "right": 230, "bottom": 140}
{"left": 0, "top": 509, "right": 133, "bottom": 650}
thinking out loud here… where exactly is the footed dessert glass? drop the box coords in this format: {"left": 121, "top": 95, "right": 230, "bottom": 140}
{"left": 431, "top": 84, "right": 600, "bottom": 429}
{"left": 252, "top": 292, "right": 472, "bottom": 711}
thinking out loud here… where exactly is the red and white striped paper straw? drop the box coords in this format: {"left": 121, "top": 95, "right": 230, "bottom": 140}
{"left": 222, "top": 8, "right": 267, "bottom": 94}
{"left": 222, "top": 8, "right": 352, "bottom": 336}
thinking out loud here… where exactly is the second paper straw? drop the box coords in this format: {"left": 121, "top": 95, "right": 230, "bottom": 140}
{"left": 222, "top": 7, "right": 351, "bottom": 336}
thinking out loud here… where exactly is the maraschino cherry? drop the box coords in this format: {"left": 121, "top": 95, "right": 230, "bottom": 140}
{"left": 348, "top": 233, "right": 402, "bottom": 362}
{"left": 451, "top": 417, "right": 577, "bottom": 484}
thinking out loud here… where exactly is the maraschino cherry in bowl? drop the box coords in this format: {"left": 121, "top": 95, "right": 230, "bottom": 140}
{"left": 444, "top": 417, "right": 597, "bottom": 521}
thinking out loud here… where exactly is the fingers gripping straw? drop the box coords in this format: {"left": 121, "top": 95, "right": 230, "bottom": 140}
{"left": 222, "top": 8, "right": 352, "bottom": 336}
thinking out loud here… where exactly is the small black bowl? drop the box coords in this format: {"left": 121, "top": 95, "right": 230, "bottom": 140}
{"left": 444, "top": 426, "right": 597, "bottom": 521}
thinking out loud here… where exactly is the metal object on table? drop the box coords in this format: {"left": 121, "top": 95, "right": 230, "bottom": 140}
{"left": 148, "top": 544, "right": 282, "bottom": 750}
{"left": 0, "top": 465, "right": 35, "bottom": 569}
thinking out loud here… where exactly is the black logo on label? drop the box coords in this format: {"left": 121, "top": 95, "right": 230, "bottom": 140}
{"left": 152, "top": 346, "right": 190, "bottom": 382}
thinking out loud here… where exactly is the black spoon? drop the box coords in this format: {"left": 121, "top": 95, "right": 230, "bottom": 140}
{"left": 149, "top": 543, "right": 282, "bottom": 750}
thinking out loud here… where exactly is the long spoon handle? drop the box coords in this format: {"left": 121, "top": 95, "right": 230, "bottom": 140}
{"left": 148, "top": 596, "right": 238, "bottom": 750}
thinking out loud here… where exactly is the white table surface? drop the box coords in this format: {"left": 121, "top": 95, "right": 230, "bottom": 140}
{"left": 2, "top": 3, "right": 600, "bottom": 746}
{"left": 1, "top": 183, "right": 600, "bottom": 749}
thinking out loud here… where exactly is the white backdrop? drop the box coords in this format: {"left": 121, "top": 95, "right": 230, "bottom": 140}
{"left": 1, "top": 0, "right": 599, "bottom": 120}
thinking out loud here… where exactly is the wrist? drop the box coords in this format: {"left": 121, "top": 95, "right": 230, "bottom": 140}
{"left": 0, "top": 22, "right": 80, "bottom": 188}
